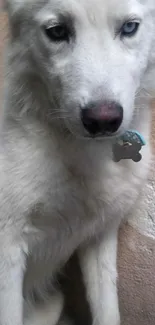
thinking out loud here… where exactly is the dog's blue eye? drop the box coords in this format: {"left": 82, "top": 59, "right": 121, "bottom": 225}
{"left": 121, "top": 21, "right": 139, "bottom": 37}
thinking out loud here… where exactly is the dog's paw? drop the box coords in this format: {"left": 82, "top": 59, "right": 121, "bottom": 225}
{"left": 102, "top": 313, "right": 120, "bottom": 325}
{"left": 93, "top": 308, "right": 120, "bottom": 325}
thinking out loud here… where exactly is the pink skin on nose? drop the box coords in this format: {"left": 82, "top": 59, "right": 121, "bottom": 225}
{"left": 88, "top": 103, "right": 121, "bottom": 121}
{"left": 81, "top": 102, "right": 123, "bottom": 135}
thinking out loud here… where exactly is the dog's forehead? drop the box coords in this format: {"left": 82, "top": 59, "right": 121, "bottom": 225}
{"left": 40, "top": 0, "right": 143, "bottom": 15}
{"left": 7, "top": 0, "right": 148, "bottom": 18}
{"left": 36, "top": 0, "right": 152, "bottom": 28}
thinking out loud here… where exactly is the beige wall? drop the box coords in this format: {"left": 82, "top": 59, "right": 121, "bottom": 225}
{"left": 0, "top": 10, "right": 155, "bottom": 325}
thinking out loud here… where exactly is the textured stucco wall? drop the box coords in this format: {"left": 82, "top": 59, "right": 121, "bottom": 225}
{"left": 0, "top": 9, "right": 155, "bottom": 325}
{"left": 118, "top": 106, "right": 155, "bottom": 325}
{"left": 129, "top": 112, "right": 155, "bottom": 239}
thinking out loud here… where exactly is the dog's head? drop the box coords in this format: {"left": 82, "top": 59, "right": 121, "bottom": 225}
{"left": 5, "top": 0, "right": 155, "bottom": 138}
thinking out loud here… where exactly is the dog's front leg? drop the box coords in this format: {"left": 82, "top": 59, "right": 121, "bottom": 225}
{"left": 79, "top": 226, "right": 120, "bottom": 325}
{"left": 0, "top": 240, "right": 25, "bottom": 325}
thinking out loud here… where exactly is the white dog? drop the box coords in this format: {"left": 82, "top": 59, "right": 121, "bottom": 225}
{"left": 1, "top": 0, "right": 155, "bottom": 325}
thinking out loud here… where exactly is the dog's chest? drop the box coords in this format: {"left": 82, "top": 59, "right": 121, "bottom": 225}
{"left": 23, "top": 134, "right": 149, "bottom": 273}
{"left": 27, "top": 158, "right": 141, "bottom": 258}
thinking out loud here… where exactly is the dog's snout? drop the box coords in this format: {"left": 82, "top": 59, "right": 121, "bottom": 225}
{"left": 81, "top": 101, "right": 123, "bottom": 136}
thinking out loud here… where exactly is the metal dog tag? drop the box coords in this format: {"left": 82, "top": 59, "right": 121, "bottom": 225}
{"left": 112, "top": 130, "right": 146, "bottom": 163}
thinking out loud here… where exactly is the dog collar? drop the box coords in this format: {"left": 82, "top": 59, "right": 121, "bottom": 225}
{"left": 112, "top": 130, "right": 146, "bottom": 163}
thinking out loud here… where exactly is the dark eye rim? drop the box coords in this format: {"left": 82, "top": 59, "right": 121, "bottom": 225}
{"left": 44, "top": 23, "right": 70, "bottom": 43}
{"left": 120, "top": 21, "right": 140, "bottom": 38}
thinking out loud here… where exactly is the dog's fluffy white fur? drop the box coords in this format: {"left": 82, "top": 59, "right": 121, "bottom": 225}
{"left": 1, "top": 0, "right": 155, "bottom": 324}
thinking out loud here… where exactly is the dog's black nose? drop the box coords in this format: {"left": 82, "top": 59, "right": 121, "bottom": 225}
{"left": 81, "top": 101, "right": 123, "bottom": 136}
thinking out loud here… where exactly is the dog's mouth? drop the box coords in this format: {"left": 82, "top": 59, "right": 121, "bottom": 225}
{"left": 84, "top": 132, "right": 119, "bottom": 140}
{"left": 67, "top": 130, "right": 124, "bottom": 142}
{"left": 62, "top": 113, "right": 125, "bottom": 141}
{"left": 82, "top": 128, "right": 126, "bottom": 141}
{"left": 63, "top": 121, "right": 125, "bottom": 141}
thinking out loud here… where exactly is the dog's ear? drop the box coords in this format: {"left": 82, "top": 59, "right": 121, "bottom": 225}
{"left": 141, "top": 5, "right": 155, "bottom": 97}
{"left": 4, "top": 0, "right": 27, "bottom": 37}
{"left": 4, "top": 0, "right": 22, "bottom": 10}
{"left": 4, "top": 0, "right": 25, "bottom": 17}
